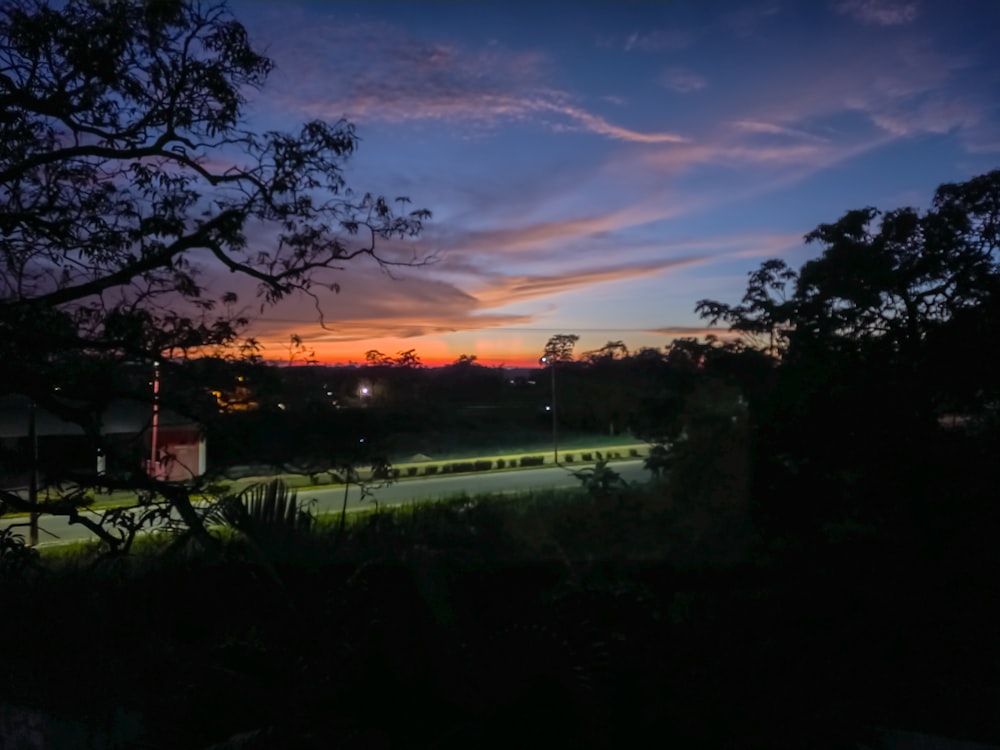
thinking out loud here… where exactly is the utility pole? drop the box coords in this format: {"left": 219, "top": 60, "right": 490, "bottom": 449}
{"left": 148, "top": 360, "right": 160, "bottom": 478}
{"left": 27, "top": 399, "right": 39, "bottom": 547}
{"left": 540, "top": 356, "right": 559, "bottom": 464}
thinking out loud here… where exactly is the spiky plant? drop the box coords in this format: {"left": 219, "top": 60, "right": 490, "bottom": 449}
{"left": 213, "top": 479, "right": 313, "bottom": 554}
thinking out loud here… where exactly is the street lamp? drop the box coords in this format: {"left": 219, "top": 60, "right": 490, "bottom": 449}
{"left": 540, "top": 355, "right": 558, "bottom": 464}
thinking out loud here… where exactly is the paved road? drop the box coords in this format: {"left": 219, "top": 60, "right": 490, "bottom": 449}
{"left": 2, "top": 460, "right": 649, "bottom": 548}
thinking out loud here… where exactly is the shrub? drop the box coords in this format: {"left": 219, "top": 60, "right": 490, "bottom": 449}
{"left": 564, "top": 454, "right": 575, "bottom": 463}
{"left": 474, "top": 460, "right": 493, "bottom": 471}
{"left": 582, "top": 453, "right": 593, "bottom": 461}
{"left": 496, "top": 458, "right": 506, "bottom": 469}
{"left": 520, "top": 455, "right": 545, "bottom": 467}
{"left": 629, "top": 448, "right": 639, "bottom": 457}
{"left": 407, "top": 467, "right": 418, "bottom": 477}
{"left": 424, "top": 466, "right": 438, "bottom": 476}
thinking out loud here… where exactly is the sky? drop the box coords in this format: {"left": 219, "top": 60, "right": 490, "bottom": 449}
{"left": 220, "top": 0, "right": 999, "bottom": 367}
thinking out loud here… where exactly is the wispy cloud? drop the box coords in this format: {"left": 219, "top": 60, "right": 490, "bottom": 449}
{"left": 729, "top": 120, "right": 829, "bottom": 143}
{"left": 243, "top": 269, "right": 536, "bottom": 343}
{"left": 234, "top": 222, "right": 813, "bottom": 353}
{"left": 260, "top": 15, "right": 686, "bottom": 144}
{"left": 868, "top": 93, "right": 983, "bottom": 137}
{"left": 472, "top": 257, "right": 706, "bottom": 307}
{"left": 834, "top": 0, "right": 919, "bottom": 25}
{"left": 645, "top": 141, "right": 830, "bottom": 172}
{"left": 444, "top": 199, "right": 695, "bottom": 256}
{"left": 661, "top": 68, "right": 708, "bottom": 93}
{"left": 623, "top": 29, "right": 694, "bottom": 52}
{"left": 301, "top": 90, "right": 687, "bottom": 145}
{"left": 538, "top": 101, "right": 688, "bottom": 143}
{"left": 240, "top": 256, "right": 706, "bottom": 346}
{"left": 721, "top": 35, "right": 981, "bottom": 149}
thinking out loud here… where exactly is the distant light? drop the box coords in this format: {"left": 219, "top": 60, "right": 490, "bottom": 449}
{"left": 326, "top": 391, "right": 333, "bottom": 396}
{"left": 359, "top": 438, "right": 365, "bottom": 443}
{"left": 545, "top": 405, "right": 551, "bottom": 411}
{"left": 277, "top": 403, "right": 286, "bottom": 411}
{"left": 360, "top": 386, "right": 370, "bottom": 395}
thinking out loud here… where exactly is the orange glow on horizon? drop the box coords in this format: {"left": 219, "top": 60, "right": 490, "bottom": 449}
{"left": 252, "top": 327, "right": 720, "bottom": 369}
{"left": 269, "top": 334, "right": 544, "bottom": 369}
{"left": 299, "top": 354, "right": 542, "bottom": 369}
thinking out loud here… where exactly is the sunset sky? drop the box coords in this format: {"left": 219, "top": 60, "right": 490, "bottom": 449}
{"left": 224, "top": 0, "right": 999, "bottom": 367}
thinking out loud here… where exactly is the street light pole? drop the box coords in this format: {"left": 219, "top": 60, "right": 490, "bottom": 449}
{"left": 541, "top": 355, "right": 558, "bottom": 464}
{"left": 28, "top": 398, "right": 39, "bottom": 547}
{"left": 148, "top": 360, "right": 160, "bottom": 478}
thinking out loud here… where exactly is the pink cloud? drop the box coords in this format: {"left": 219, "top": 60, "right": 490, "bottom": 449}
{"left": 238, "top": 255, "right": 712, "bottom": 351}
{"left": 471, "top": 257, "right": 706, "bottom": 307}
{"left": 539, "top": 102, "right": 688, "bottom": 143}
{"left": 709, "top": 36, "right": 980, "bottom": 150}
{"left": 644, "top": 140, "right": 830, "bottom": 173}
{"left": 445, "top": 198, "right": 696, "bottom": 256}
{"left": 870, "top": 94, "right": 983, "bottom": 137}
{"left": 728, "top": 120, "right": 828, "bottom": 142}
{"left": 242, "top": 267, "right": 536, "bottom": 344}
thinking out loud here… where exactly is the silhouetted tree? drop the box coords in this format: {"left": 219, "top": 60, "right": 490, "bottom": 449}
{"left": 695, "top": 259, "right": 797, "bottom": 357}
{"left": 0, "top": 0, "right": 428, "bottom": 548}
{"left": 393, "top": 349, "right": 423, "bottom": 368}
{"left": 286, "top": 334, "right": 317, "bottom": 367}
{"left": 365, "top": 350, "right": 394, "bottom": 366}
{"left": 696, "top": 169, "right": 1000, "bottom": 540}
{"left": 583, "top": 340, "right": 629, "bottom": 363}
{"left": 542, "top": 333, "right": 580, "bottom": 362}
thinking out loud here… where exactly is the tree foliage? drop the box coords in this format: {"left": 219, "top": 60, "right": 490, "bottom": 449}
{"left": 0, "top": 0, "right": 428, "bottom": 404}
{"left": 542, "top": 333, "right": 579, "bottom": 363}
{"left": 695, "top": 169, "right": 1000, "bottom": 539}
{"left": 0, "top": 0, "right": 428, "bottom": 544}
{"left": 699, "top": 170, "right": 1000, "bottom": 373}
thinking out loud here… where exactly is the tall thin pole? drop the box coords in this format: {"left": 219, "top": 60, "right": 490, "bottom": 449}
{"left": 550, "top": 360, "right": 558, "bottom": 464}
{"left": 149, "top": 360, "right": 160, "bottom": 477}
{"left": 28, "top": 398, "right": 39, "bottom": 546}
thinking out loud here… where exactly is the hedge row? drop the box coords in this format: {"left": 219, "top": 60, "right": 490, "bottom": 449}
{"left": 391, "top": 448, "right": 640, "bottom": 479}
{"left": 395, "top": 454, "right": 551, "bottom": 477}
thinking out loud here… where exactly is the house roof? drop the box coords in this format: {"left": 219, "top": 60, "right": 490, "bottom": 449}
{"left": 0, "top": 395, "right": 198, "bottom": 438}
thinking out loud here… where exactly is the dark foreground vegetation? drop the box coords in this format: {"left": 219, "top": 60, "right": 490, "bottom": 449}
{"left": 2, "top": 449, "right": 998, "bottom": 749}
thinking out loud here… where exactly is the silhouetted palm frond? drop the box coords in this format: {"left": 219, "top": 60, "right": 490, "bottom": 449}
{"left": 212, "top": 479, "right": 313, "bottom": 549}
